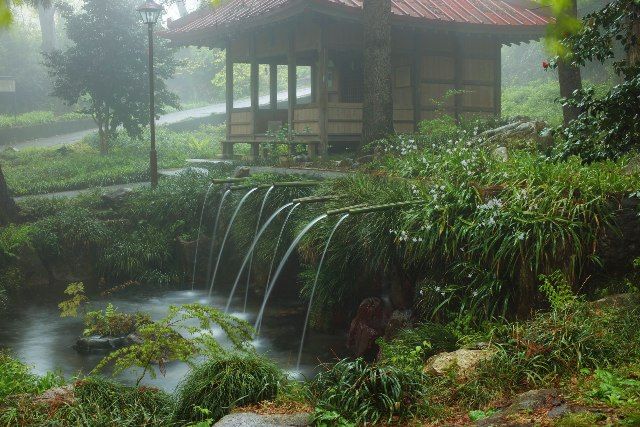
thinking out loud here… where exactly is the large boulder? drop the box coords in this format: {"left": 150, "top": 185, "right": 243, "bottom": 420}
{"left": 101, "top": 187, "right": 134, "bottom": 207}
{"left": 347, "top": 297, "right": 390, "bottom": 359}
{"left": 423, "top": 348, "right": 495, "bottom": 379}
{"left": 234, "top": 166, "right": 251, "bottom": 178}
{"left": 214, "top": 412, "right": 311, "bottom": 427}
{"left": 475, "top": 119, "right": 553, "bottom": 153}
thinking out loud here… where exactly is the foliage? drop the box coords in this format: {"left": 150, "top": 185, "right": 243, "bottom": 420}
{"left": 44, "top": 0, "right": 179, "bottom": 153}
{"left": 311, "top": 358, "right": 426, "bottom": 425}
{"left": 0, "top": 352, "right": 63, "bottom": 400}
{"left": 173, "top": 353, "right": 283, "bottom": 423}
{"left": 301, "top": 126, "right": 640, "bottom": 322}
{"left": 0, "top": 110, "right": 88, "bottom": 129}
{"left": 94, "top": 304, "right": 253, "bottom": 384}
{"left": 377, "top": 323, "right": 457, "bottom": 372}
{"left": 586, "top": 369, "right": 640, "bottom": 406}
{"left": 0, "top": 223, "right": 32, "bottom": 262}
{"left": 552, "top": 0, "right": 640, "bottom": 161}
{"left": 83, "top": 303, "right": 151, "bottom": 337}
{"left": 1, "top": 125, "right": 224, "bottom": 196}
{"left": 58, "top": 282, "right": 88, "bottom": 318}
{"left": 501, "top": 80, "right": 563, "bottom": 125}
{"left": 1, "top": 376, "right": 174, "bottom": 426}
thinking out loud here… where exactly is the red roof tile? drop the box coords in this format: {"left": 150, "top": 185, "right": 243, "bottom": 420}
{"left": 165, "top": 0, "right": 551, "bottom": 38}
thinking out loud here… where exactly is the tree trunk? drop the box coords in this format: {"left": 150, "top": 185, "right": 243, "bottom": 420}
{"left": 557, "top": 0, "right": 582, "bottom": 127}
{"left": 0, "top": 164, "right": 19, "bottom": 225}
{"left": 628, "top": 3, "right": 640, "bottom": 68}
{"left": 37, "top": 2, "right": 57, "bottom": 53}
{"left": 361, "top": 0, "right": 394, "bottom": 150}
{"left": 98, "top": 128, "right": 108, "bottom": 155}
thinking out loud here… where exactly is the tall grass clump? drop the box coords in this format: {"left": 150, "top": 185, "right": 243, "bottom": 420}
{"left": 311, "top": 358, "right": 426, "bottom": 425}
{"left": 0, "top": 352, "right": 63, "bottom": 400}
{"left": 173, "top": 353, "right": 284, "bottom": 423}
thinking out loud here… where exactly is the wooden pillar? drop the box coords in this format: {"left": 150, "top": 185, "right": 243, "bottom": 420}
{"left": 316, "top": 25, "right": 328, "bottom": 157}
{"left": 494, "top": 40, "right": 502, "bottom": 117}
{"left": 270, "top": 63, "right": 278, "bottom": 110}
{"left": 412, "top": 33, "right": 422, "bottom": 132}
{"left": 250, "top": 35, "right": 260, "bottom": 160}
{"left": 224, "top": 41, "right": 234, "bottom": 159}
{"left": 287, "top": 30, "right": 297, "bottom": 154}
{"left": 454, "top": 36, "right": 464, "bottom": 124}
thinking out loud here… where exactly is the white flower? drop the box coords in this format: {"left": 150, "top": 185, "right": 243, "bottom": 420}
{"left": 516, "top": 231, "right": 526, "bottom": 241}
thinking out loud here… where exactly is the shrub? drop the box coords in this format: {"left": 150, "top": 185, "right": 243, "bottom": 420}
{"left": 311, "top": 358, "right": 426, "bottom": 425}
{"left": 83, "top": 303, "right": 151, "bottom": 337}
{"left": 378, "top": 323, "right": 458, "bottom": 371}
{"left": 0, "top": 352, "right": 63, "bottom": 400}
{"left": 173, "top": 353, "right": 283, "bottom": 423}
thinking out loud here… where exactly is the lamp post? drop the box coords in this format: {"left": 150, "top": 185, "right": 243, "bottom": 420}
{"left": 137, "top": 0, "right": 163, "bottom": 189}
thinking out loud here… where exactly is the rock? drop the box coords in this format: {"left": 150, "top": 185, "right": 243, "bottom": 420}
{"left": 56, "top": 145, "right": 72, "bottom": 155}
{"left": 234, "top": 166, "right": 251, "bottom": 178}
{"left": 383, "top": 309, "right": 412, "bottom": 341}
{"left": 356, "top": 154, "right": 374, "bottom": 164}
{"left": 423, "top": 348, "right": 495, "bottom": 379}
{"left": 293, "top": 154, "right": 311, "bottom": 164}
{"left": 492, "top": 146, "right": 508, "bottom": 161}
{"left": 2, "top": 146, "right": 19, "bottom": 153}
{"left": 214, "top": 412, "right": 311, "bottom": 426}
{"left": 75, "top": 333, "right": 140, "bottom": 353}
{"left": 338, "top": 158, "right": 354, "bottom": 168}
{"left": 101, "top": 187, "right": 134, "bottom": 206}
{"left": 34, "top": 385, "right": 75, "bottom": 406}
{"left": 347, "top": 297, "right": 389, "bottom": 359}
{"left": 476, "top": 389, "right": 564, "bottom": 426}
{"left": 476, "top": 119, "right": 553, "bottom": 153}
{"left": 623, "top": 155, "right": 640, "bottom": 175}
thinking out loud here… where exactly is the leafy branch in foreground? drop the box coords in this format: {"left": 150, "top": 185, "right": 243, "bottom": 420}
{"left": 93, "top": 304, "right": 253, "bottom": 385}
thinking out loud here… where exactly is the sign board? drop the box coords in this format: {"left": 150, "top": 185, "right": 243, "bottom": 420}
{"left": 0, "top": 78, "right": 16, "bottom": 93}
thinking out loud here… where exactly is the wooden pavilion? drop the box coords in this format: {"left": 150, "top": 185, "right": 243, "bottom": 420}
{"left": 164, "top": 0, "right": 552, "bottom": 158}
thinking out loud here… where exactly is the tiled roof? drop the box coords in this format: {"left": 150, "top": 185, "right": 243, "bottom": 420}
{"left": 165, "top": 0, "right": 551, "bottom": 38}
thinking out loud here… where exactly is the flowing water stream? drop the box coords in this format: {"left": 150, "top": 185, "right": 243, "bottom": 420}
{"left": 0, "top": 286, "right": 345, "bottom": 392}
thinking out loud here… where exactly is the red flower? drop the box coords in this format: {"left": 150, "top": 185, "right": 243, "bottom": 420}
{"left": 542, "top": 61, "right": 550, "bottom": 70}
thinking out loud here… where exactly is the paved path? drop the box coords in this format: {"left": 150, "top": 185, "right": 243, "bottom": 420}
{"left": 11, "top": 87, "right": 312, "bottom": 150}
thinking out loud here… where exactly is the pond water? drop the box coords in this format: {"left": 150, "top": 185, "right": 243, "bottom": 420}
{"left": 0, "top": 286, "right": 346, "bottom": 392}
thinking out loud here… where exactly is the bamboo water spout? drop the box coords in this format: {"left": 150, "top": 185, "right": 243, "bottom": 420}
{"left": 348, "top": 200, "right": 424, "bottom": 214}
{"left": 326, "top": 204, "right": 369, "bottom": 216}
{"left": 292, "top": 195, "right": 339, "bottom": 204}
{"left": 272, "top": 181, "right": 321, "bottom": 188}
{"left": 211, "top": 178, "right": 247, "bottom": 184}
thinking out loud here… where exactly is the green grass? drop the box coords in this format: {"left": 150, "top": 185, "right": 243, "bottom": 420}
{"left": 0, "top": 110, "right": 89, "bottom": 129}
{"left": 502, "top": 80, "right": 563, "bottom": 125}
{"left": 1, "top": 124, "right": 225, "bottom": 196}
{"left": 0, "top": 352, "right": 63, "bottom": 400}
{"left": 173, "top": 353, "right": 284, "bottom": 423}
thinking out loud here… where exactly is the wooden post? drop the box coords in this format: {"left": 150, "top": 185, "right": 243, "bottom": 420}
{"left": 494, "top": 40, "right": 502, "bottom": 117}
{"left": 287, "top": 30, "right": 297, "bottom": 154}
{"left": 270, "top": 62, "right": 278, "bottom": 110}
{"left": 225, "top": 40, "right": 234, "bottom": 159}
{"left": 454, "top": 36, "right": 463, "bottom": 124}
{"left": 317, "top": 25, "right": 328, "bottom": 157}
{"left": 250, "top": 34, "right": 260, "bottom": 160}
{"left": 412, "top": 32, "right": 422, "bottom": 132}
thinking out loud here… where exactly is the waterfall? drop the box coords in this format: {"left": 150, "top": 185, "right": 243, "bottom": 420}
{"left": 191, "top": 183, "right": 214, "bottom": 290}
{"left": 253, "top": 214, "right": 328, "bottom": 334}
{"left": 208, "top": 188, "right": 258, "bottom": 298}
{"left": 205, "top": 189, "right": 231, "bottom": 286}
{"left": 256, "top": 202, "right": 301, "bottom": 334}
{"left": 224, "top": 202, "right": 294, "bottom": 313}
{"left": 296, "top": 214, "right": 349, "bottom": 370}
{"left": 243, "top": 185, "right": 275, "bottom": 312}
